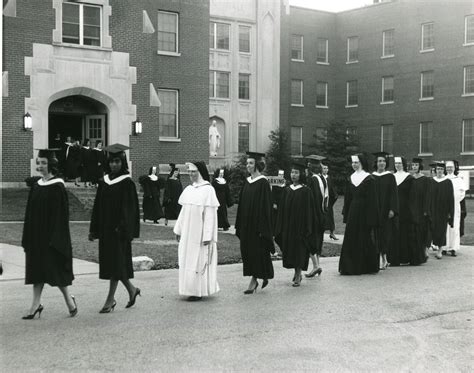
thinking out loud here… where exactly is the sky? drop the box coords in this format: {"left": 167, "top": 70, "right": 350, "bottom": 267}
{"left": 289, "top": 0, "right": 374, "bottom": 12}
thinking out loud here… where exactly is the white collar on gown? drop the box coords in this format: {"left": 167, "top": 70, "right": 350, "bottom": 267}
{"left": 433, "top": 176, "right": 447, "bottom": 183}
{"left": 148, "top": 174, "right": 158, "bottom": 181}
{"left": 94, "top": 148, "right": 103, "bottom": 151}
{"left": 104, "top": 174, "right": 130, "bottom": 185}
{"left": 394, "top": 171, "right": 410, "bottom": 185}
{"left": 247, "top": 175, "right": 267, "bottom": 183}
{"left": 83, "top": 146, "right": 90, "bottom": 149}
{"left": 290, "top": 184, "right": 303, "bottom": 190}
{"left": 350, "top": 170, "right": 370, "bottom": 187}
{"left": 215, "top": 177, "right": 226, "bottom": 184}
{"left": 37, "top": 177, "right": 65, "bottom": 186}
{"left": 372, "top": 171, "right": 391, "bottom": 176}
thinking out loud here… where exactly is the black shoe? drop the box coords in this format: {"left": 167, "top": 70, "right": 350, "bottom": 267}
{"left": 22, "top": 304, "right": 44, "bottom": 320}
{"left": 262, "top": 279, "right": 269, "bottom": 289}
{"left": 305, "top": 267, "right": 322, "bottom": 278}
{"left": 99, "top": 300, "right": 116, "bottom": 314}
{"left": 450, "top": 250, "right": 457, "bottom": 257}
{"left": 125, "top": 288, "right": 141, "bottom": 308}
{"left": 69, "top": 295, "right": 78, "bottom": 317}
{"left": 244, "top": 281, "right": 259, "bottom": 294}
{"left": 187, "top": 296, "right": 202, "bottom": 301}
{"left": 292, "top": 275, "right": 302, "bottom": 287}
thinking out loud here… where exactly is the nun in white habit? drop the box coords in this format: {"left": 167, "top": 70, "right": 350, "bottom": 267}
{"left": 174, "top": 161, "right": 220, "bottom": 301}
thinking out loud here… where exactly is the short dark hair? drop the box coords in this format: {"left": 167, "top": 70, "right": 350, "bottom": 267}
{"left": 291, "top": 167, "right": 307, "bottom": 184}
{"left": 105, "top": 152, "right": 129, "bottom": 175}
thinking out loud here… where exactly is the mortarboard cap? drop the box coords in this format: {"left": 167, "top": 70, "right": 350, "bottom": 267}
{"left": 305, "top": 154, "right": 326, "bottom": 164}
{"left": 412, "top": 157, "right": 423, "bottom": 164}
{"left": 372, "top": 151, "right": 391, "bottom": 159}
{"left": 36, "top": 148, "right": 60, "bottom": 159}
{"left": 291, "top": 160, "right": 307, "bottom": 172}
{"left": 103, "top": 143, "right": 131, "bottom": 154}
{"left": 246, "top": 151, "right": 265, "bottom": 161}
{"left": 434, "top": 161, "right": 446, "bottom": 168}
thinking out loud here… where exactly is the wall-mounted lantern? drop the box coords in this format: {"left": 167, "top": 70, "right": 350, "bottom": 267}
{"left": 23, "top": 112, "right": 32, "bottom": 131}
{"left": 133, "top": 118, "right": 142, "bottom": 135}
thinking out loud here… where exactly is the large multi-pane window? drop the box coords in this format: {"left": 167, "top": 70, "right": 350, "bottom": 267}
{"left": 463, "top": 119, "right": 474, "bottom": 153}
{"left": 465, "top": 15, "right": 474, "bottom": 45}
{"left": 315, "top": 127, "right": 328, "bottom": 146}
{"left": 209, "top": 71, "right": 230, "bottom": 99}
{"left": 381, "top": 124, "right": 393, "bottom": 152}
{"left": 346, "top": 80, "right": 358, "bottom": 107}
{"left": 62, "top": 2, "right": 101, "bottom": 46}
{"left": 158, "top": 11, "right": 178, "bottom": 53}
{"left": 421, "top": 22, "right": 434, "bottom": 51}
{"left": 238, "top": 74, "right": 250, "bottom": 100}
{"left": 382, "top": 29, "right": 394, "bottom": 57}
{"left": 382, "top": 76, "right": 394, "bottom": 103}
{"left": 420, "top": 71, "right": 434, "bottom": 99}
{"left": 419, "top": 122, "right": 433, "bottom": 154}
{"left": 238, "top": 123, "right": 249, "bottom": 153}
{"left": 291, "top": 35, "right": 304, "bottom": 61}
{"left": 291, "top": 127, "right": 303, "bottom": 155}
{"left": 210, "top": 22, "right": 230, "bottom": 50}
{"left": 291, "top": 80, "right": 303, "bottom": 106}
{"left": 158, "top": 89, "right": 178, "bottom": 139}
{"left": 464, "top": 66, "right": 474, "bottom": 95}
{"left": 316, "top": 81, "right": 328, "bottom": 107}
{"left": 347, "top": 36, "right": 359, "bottom": 62}
{"left": 316, "top": 38, "right": 328, "bottom": 64}
{"left": 239, "top": 26, "right": 250, "bottom": 53}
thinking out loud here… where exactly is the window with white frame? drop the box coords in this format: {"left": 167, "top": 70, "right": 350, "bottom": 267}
{"left": 209, "top": 71, "right": 230, "bottom": 99}
{"left": 421, "top": 22, "right": 434, "bottom": 51}
{"left": 346, "top": 80, "right": 358, "bottom": 107}
{"left": 419, "top": 121, "right": 433, "bottom": 154}
{"left": 291, "top": 35, "right": 304, "bottom": 61}
{"left": 239, "top": 74, "right": 250, "bottom": 100}
{"left": 158, "top": 11, "right": 178, "bottom": 53}
{"left": 317, "top": 38, "right": 328, "bottom": 63}
{"left": 210, "top": 22, "right": 230, "bottom": 50}
{"left": 465, "top": 15, "right": 474, "bottom": 45}
{"left": 158, "top": 89, "right": 179, "bottom": 139}
{"left": 420, "top": 71, "right": 434, "bottom": 99}
{"left": 291, "top": 80, "right": 303, "bottom": 106}
{"left": 239, "top": 26, "right": 250, "bottom": 53}
{"left": 291, "top": 127, "right": 303, "bottom": 156}
{"left": 381, "top": 124, "right": 393, "bottom": 152}
{"left": 316, "top": 81, "right": 328, "bottom": 107}
{"left": 463, "top": 119, "right": 474, "bottom": 153}
{"left": 62, "top": 2, "right": 101, "bottom": 46}
{"left": 238, "top": 123, "right": 250, "bottom": 153}
{"left": 382, "top": 76, "right": 394, "bottom": 103}
{"left": 382, "top": 29, "right": 394, "bottom": 57}
{"left": 347, "top": 36, "right": 359, "bottom": 62}
{"left": 464, "top": 66, "right": 474, "bottom": 95}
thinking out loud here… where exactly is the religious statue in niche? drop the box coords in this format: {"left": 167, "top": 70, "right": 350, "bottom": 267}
{"left": 209, "top": 120, "right": 221, "bottom": 157}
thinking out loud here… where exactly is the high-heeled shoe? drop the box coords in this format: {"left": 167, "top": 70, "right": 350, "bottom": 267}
{"left": 305, "top": 267, "right": 322, "bottom": 278}
{"left": 262, "top": 279, "right": 269, "bottom": 289}
{"left": 329, "top": 233, "right": 338, "bottom": 240}
{"left": 69, "top": 295, "right": 78, "bottom": 317}
{"left": 244, "top": 281, "right": 259, "bottom": 294}
{"left": 99, "top": 300, "right": 116, "bottom": 314}
{"left": 125, "top": 288, "right": 141, "bottom": 308}
{"left": 22, "top": 304, "right": 44, "bottom": 320}
{"left": 292, "top": 274, "right": 302, "bottom": 287}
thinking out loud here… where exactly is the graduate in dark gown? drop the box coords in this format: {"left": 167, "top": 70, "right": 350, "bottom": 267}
{"left": 81, "top": 139, "right": 95, "bottom": 187}
{"left": 371, "top": 152, "right": 398, "bottom": 270}
{"left": 66, "top": 139, "right": 82, "bottom": 186}
{"left": 163, "top": 165, "right": 183, "bottom": 225}
{"left": 91, "top": 140, "right": 106, "bottom": 186}
{"left": 429, "top": 162, "right": 455, "bottom": 259}
{"left": 409, "top": 157, "right": 430, "bottom": 265}
{"left": 212, "top": 169, "right": 233, "bottom": 230}
{"left": 322, "top": 162, "right": 339, "bottom": 240}
{"left": 139, "top": 166, "right": 164, "bottom": 224}
{"left": 62, "top": 136, "right": 73, "bottom": 177}
{"left": 425, "top": 165, "right": 438, "bottom": 250}
{"left": 235, "top": 151, "right": 274, "bottom": 293}
{"left": 271, "top": 170, "right": 287, "bottom": 232}
{"left": 275, "top": 161, "right": 317, "bottom": 287}
{"left": 89, "top": 144, "right": 141, "bottom": 313}
{"left": 339, "top": 154, "right": 380, "bottom": 275}
{"left": 21, "top": 149, "right": 77, "bottom": 319}
{"left": 51, "top": 133, "right": 64, "bottom": 173}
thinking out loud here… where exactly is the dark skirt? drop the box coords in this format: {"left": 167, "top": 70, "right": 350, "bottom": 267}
{"left": 98, "top": 232, "right": 134, "bottom": 280}
{"left": 25, "top": 247, "right": 74, "bottom": 287}
{"left": 143, "top": 196, "right": 164, "bottom": 221}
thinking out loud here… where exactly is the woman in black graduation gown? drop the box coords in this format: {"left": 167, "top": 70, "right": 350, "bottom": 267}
{"left": 275, "top": 162, "right": 317, "bottom": 287}
{"left": 66, "top": 139, "right": 82, "bottom": 186}
{"left": 139, "top": 166, "right": 164, "bottom": 224}
{"left": 81, "top": 139, "right": 95, "bottom": 187}
{"left": 91, "top": 140, "right": 106, "bottom": 186}
{"left": 235, "top": 151, "right": 274, "bottom": 293}
{"left": 163, "top": 165, "right": 183, "bottom": 225}
{"left": 409, "top": 157, "right": 430, "bottom": 265}
{"left": 339, "top": 154, "right": 379, "bottom": 275}
{"left": 371, "top": 152, "right": 398, "bottom": 270}
{"left": 322, "top": 162, "right": 338, "bottom": 240}
{"left": 89, "top": 144, "right": 141, "bottom": 313}
{"left": 212, "top": 169, "right": 233, "bottom": 231}
{"left": 21, "top": 149, "right": 77, "bottom": 319}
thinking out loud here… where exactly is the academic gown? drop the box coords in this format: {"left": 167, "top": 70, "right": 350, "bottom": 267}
{"left": 81, "top": 147, "right": 95, "bottom": 182}
{"left": 339, "top": 173, "right": 379, "bottom": 275}
{"left": 306, "top": 173, "right": 327, "bottom": 255}
{"left": 91, "top": 149, "right": 106, "bottom": 183}
{"left": 324, "top": 175, "right": 338, "bottom": 232}
{"left": 274, "top": 185, "right": 318, "bottom": 270}
{"left": 173, "top": 181, "right": 220, "bottom": 297}
{"left": 89, "top": 174, "right": 140, "bottom": 280}
{"left": 235, "top": 175, "right": 275, "bottom": 280}
{"left": 271, "top": 184, "right": 286, "bottom": 232}
{"left": 163, "top": 178, "right": 183, "bottom": 220}
{"left": 445, "top": 175, "right": 466, "bottom": 252}
{"left": 429, "top": 177, "right": 454, "bottom": 247}
{"left": 460, "top": 198, "right": 467, "bottom": 237}
{"left": 372, "top": 172, "right": 398, "bottom": 256}
{"left": 409, "top": 175, "right": 431, "bottom": 265}
{"left": 66, "top": 145, "right": 82, "bottom": 179}
{"left": 211, "top": 178, "right": 233, "bottom": 229}
{"left": 22, "top": 178, "right": 74, "bottom": 286}
{"left": 139, "top": 175, "right": 164, "bottom": 221}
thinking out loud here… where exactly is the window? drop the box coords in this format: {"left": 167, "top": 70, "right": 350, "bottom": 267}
{"left": 346, "top": 80, "right": 358, "bottom": 107}
{"left": 419, "top": 122, "right": 433, "bottom": 154}
{"left": 291, "top": 127, "right": 303, "bottom": 155}
{"left": 238, "top": 123, "right": 249, "bottom": 153}
{"left": 239, "top": 74, "right": 250, "bottom": 100}
{"left": 239, "top": 26, "right": 250, "bottom": 53}
{"left": 382, "top": 76, "right": 394, "bottom": 103}
{"left": 317, "top": 38, "right": 328, "bottom": 64}
{"left": 291, "top": 80, "right": 303, "bottom": 106}
{"left": 315, "top": 127, "right": 327, "bottom": 146}
{"left": 291, "top": 35, "right": 303, "bottom": 61}
{"left": 421, "top": 22, "right": 434, "bottom": 51}
{"left": 420, "top": 71, "right": 434, "bottom": 99}
{"left": 209, "top": 71, "right": 230, "bottom": 99}
{"left": 158, "top": 89, "right": 178, "bottom": 139}
{"left": 158, "top": 11, "right": 178, "bottom": 54}
{"left": 464, "top": 66, "right": 474, "bottom": 95}
{"left": 62, "top": 2, "right": 101, "bottom": 46}
{"left": 463, "top": 119, "right": 474, "bottom": 153}
{"left": 465, "top": 15, "right": 474, "bottom": 45}
{"left": 316, "top": 81, "right": 328, "bottom": 108}
{"left": 347, "top": 36, "right": 359, "bottom": 63}
{"left": 382, "top": 29, "right": 394, "bottom": 57}
{"left": 381, "top": 124, "right": 393, "bottom": 152}
{"left": 210, "top": 22, "right": 230, "bottom": 50}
